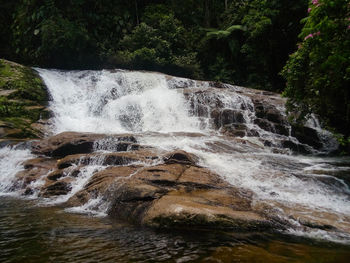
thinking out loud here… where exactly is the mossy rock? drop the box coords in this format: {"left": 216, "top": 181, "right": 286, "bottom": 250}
{"left": 0, "top": 59, "right": 49, "bottom": 139}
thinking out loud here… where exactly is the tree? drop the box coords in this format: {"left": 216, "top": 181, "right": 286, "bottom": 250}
{"left": 198, "top": 0, "right": 307, "bottom": 90}
{"left": 114, "top": 4, "right": 201, "bottom": 78}
{"left": 282, "top": 0, "right": 350, "bottom": 148}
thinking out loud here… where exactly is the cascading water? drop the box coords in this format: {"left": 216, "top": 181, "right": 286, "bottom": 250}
{"left": 0, "top": 146, "right": 34, "bottom": 195}
{"left": 37, "top": 69, "right": 200, "bottom": 134}
{"left": 1, "top": 68, "right": 350, "bottom": 245}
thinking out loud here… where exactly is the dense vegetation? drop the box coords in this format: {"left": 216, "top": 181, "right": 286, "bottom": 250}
{"left": 0, "top": 0, "right": 349, "bottom": 149}
{"left": 282, "top": 0, "right": 350, "bottom": 148}
{"left": 1, "top": 0, "right": 308, "bottom": 88}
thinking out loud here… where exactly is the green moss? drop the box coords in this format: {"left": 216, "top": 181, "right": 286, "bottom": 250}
{"left": 0, "top": 117, "right": 38, "bottom": 138}
{"left": 0, "top": 59, "right": 48, "bottom": 139}
{"left": 0, "top": 61, "right": 14, "bottom": 78}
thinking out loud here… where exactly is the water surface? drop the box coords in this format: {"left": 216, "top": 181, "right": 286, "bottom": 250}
{"left": 1, "top": 197, "right": 349, "bottom": 263}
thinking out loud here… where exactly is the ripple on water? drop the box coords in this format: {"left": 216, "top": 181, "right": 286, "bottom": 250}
{"left": 1, "top": 197, "right": 350, "bottom": 263}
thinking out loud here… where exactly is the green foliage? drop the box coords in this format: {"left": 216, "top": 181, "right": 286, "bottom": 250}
{"left": 198, "top": 0, "right": 307, "bottom": 88}
{"left": 1, "top": 0, "right": 348, "bottom": 147}
{"left": 0, "top": 0, "right": 20, "bottom": 60}
{"left": 10, "top": 0, "right": 135, "bottom": 68}
{"left": 115, "top": 8, "right": 202, "bottom": 78}
{"left": 0, "top": 59, "right": 48, "bottom": 138}
{"left": 0, "top": 97, "right": 25, "bottom": 118}
{"left": 282, "top": 0, "right": 350, "bottom": 142}
{"left": 1, "top": 0, "right": 308, "bottom": 87}
{"left": 206, "top": 25, "right": 245, "bottom": 39}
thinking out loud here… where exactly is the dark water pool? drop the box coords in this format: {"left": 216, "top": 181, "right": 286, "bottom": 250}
{"left": 1, "top": 197, "right": 349, "bottom": 263}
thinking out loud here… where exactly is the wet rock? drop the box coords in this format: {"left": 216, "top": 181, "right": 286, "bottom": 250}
{"left": 22, "top": 157, "right": 56, "bottom": 170}
{"left": 35, "top": 146, "right": 275, "bottom": 231}
{"left": 281, "top": 140, "right": 310, "bottom": 154}
{"left": 163, "top": 150, "right": 197, "bottom": 165}
{"left": 31, "top": 132, "right": 103, "bottom": 157}
{"left": 254, "top": 118, "right": 274, "bottom": 133}
{"left": 291, "top": 125, "right": 323, "bottom": 150}
{"left": 209, "top": 81, "right": 227, "bottom": 89}
{"left": 47, "top": 170, "right": 65, "bottom": 181}
{"left": 266, "top": 108, "right": 285, "bottom": 124}
{"left": 254, "top": 104, "right": 265, "bottom": 119}
{"left": 41, "top": 180, "right": 72, "bottom": 197}
{"left": 210, "top": 109, "right": 246, "bottom": 129}
{"left": 31, "top": 131, "right": 138, "bottom": 157}
{"left": 143, "top": 191, "right": 273, "bottom": 230}
{"left": 274, "top": 124, "right": 289, "bottom": 136}
{"left": 192, "top": 103, "right": 209, "bottom": 117}
{"left": 57, "top": 153, "right": 132, "bottom": 169}
{"left": 254, "top": 201, "right": 350, "bottom": 235}
{"left": 210, "top": 109, "right": 221, "bottom": 129}
{"left": 221, "top": 109, "right": 245, "bottom": 125}
{"left": 178, "top": 166, "right": 227, "bottom": 187}
{"left": 67, "top": 166, "right": 141, "bottom": 206}
{"left": 57, "top": 149, "right": 159, "bottom": 169}
{"left": 103, "top": 161, "right": 275, "bottom": 230}
{"left": 24, "top": 187, "right": 34, "bottom": 196}
{"left": 222, "top": 124, "right": 248, "bottom": 138}
{"left": 15, "top": 157, "right": 57, "bottom": 188}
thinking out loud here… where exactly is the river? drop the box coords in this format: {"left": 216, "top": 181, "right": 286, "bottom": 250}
{"left": 1, "top": 68, "right": 350, "bottom": 261}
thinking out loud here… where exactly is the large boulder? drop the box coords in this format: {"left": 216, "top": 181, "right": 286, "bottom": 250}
{"left": 16, "top": 141, "right": 279, "bottom": 231}
{"left": 106, "top": 162, "right": 275, "bottom": 230}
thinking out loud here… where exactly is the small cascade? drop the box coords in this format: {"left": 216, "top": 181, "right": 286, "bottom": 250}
{"left": 0, "top": 146, "right": 34, "bottom": 195}
{"left": 0, "top": 68, "right": 349, "bottom": 244}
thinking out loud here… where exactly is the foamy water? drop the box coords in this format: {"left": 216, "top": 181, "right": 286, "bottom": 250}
{"left": 0, "top": 146, "right": 34, "bottom": 196}
{"left": 0, "top": 68, "right": 349, "bottom": 244}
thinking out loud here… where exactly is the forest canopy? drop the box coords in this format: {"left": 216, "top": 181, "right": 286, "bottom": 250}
{"left": 0, "top": 0, "right": 349, "bottom": 148}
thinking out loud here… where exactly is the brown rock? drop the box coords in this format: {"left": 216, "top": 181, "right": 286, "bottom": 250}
{"left": 291, "top": 125, "right": 323, "bottom": 150}
{"left": 178, "top": 166, "right": 226, "bottom": 188}
{"left": 143, "top": 189, "right": 272, "bottom": 230}
{"left": 57, "top": 149, "right": 159, "bottom": 169}
{"left": 254, "top": 201, "right": 350, "bottom": 234}
{"left": 41, "top": 179, "right": 72, "bottom": 197}
{"left": 163, "top": 150, "right": 198, "bottom": 165}
{"left": 104, "top": 161, "right": 274, "bottom": 230}
{"left": 15, "top": 157, "right": 57, "bottom": 189}
{"left": 67, "top": 165, "right": 141, "bottom": 206}
{"left": 31, "top": 131, "right": 138, "bottom": 157}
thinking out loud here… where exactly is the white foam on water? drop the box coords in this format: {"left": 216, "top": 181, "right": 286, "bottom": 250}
{"left": 28, "top": 68, "right": 350, "bottom": 243}
{"left": 65, "top": 196, "right": 109, "bottom": 217}
{"left": 43, "top": 164, "right": 105, "bottom": 205}
{"left": 287, "top": 228, "right": 350, "bottom": 245}
{"left": 0, "top": 146, "right": 34, "bottom": 196}
{"left": 36, "top": 69, "right": 200, "bottom": 134}
{"left": 140, "top": 134, "right": 350, "bottom": 218}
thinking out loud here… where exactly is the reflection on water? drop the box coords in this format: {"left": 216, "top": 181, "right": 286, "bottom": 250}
{"left": 1, "top": 197, "right": 349, "bottom": 263}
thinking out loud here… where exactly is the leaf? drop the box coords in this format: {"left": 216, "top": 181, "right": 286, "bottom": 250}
{"left": 34, "top": 29, "right": 40, "bottom": 35}
{"left": 205, "top": 25, "right": 245, "bottom": 39}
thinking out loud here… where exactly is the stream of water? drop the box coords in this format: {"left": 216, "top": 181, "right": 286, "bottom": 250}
{"left": 1, "top": 68, "right": 350, "bottom": 261}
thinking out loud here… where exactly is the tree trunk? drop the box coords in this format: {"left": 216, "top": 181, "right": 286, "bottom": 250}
{"left": 135, "top": 0, "right": 139, "bottom": 25}
{"left": 205, "top": 0, "right": 210, "bottom": 27}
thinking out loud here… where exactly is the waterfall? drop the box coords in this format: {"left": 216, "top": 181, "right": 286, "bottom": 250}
{"left": 1, "top": 68, "right": 349, "bottom": 243}
{"left": 36, "top": 69, "right": 200, "bottom": 134}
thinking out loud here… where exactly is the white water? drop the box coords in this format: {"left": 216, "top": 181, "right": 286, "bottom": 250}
{"left": 1, "top": 68, "right": 349, "bottom": 243}
{"left": 37, "top": 69, "right": 200, "bottom": 134}
{"left": 0, "top": 146, "right": 34, "bottom": 196}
